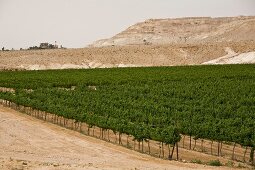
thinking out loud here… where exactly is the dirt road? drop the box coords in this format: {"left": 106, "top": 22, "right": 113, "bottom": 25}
{"left": 0, "top": 105, "right": 237, "bottom": 170}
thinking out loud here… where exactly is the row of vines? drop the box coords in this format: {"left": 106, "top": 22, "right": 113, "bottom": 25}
{"left": 0, "top": 65, "right": 255, "bottom": 164}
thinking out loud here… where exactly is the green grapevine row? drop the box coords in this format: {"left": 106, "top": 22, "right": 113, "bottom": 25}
{"left": 0, "top": 65, "right": 255, "bottom": 162}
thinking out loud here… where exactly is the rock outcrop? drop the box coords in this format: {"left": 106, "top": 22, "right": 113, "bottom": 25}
{"left": 90, "top": 16, "right": 255, "bottom": 47}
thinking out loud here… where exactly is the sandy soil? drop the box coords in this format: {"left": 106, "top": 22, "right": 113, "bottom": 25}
{"left": 0, "top": 105, "right": 237, "bottom": 170}
{"left": 90, "top": 16, "right": 255, "bottom": 47}
{"left": 203, "top": 47, "right": 255, "bottom": 64}
{"left": 1, "top": 41, "right": 255, "bottom": 70}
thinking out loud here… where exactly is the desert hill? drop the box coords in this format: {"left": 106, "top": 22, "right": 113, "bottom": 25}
{"left": 1, "top": 41, "right": 255, "bottom": 70}
{"left": 1, "top": 16, "right": 255, "bottom": 70}
{"left": 90, "top": 16, "right": 255, "bottom": 47}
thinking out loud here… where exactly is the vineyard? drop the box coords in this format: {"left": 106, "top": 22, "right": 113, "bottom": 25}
{"left": 0, "top": 65, "right": 255, "bottom": 165}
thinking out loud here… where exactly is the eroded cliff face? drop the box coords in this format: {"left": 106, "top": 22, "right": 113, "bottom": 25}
{"left": 90, "top": 16, "right": 255, "bottom": 47}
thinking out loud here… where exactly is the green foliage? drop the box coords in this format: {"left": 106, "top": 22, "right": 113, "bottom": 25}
{"left": 0, "top": 64, "right": 255, "bottom": 147}
{"left": 207, "top": 159, "right": 222, "bottom": 166}
{"left": 225, "top": 160, "right": 234, "bottom": 167}
{"left": 190, "top": 159, "right": 202, "bottom": 164}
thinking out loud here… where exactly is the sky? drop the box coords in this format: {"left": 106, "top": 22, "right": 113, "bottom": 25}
{"left": 0, "top": 0, "right": 255, "bottom": 49}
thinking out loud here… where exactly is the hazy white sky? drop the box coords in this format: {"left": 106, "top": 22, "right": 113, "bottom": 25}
{"left": 0, "top": 0, "right": 255, "bottom": 49}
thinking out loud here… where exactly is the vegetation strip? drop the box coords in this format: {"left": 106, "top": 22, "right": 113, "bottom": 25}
{"left": 0, "top": 65, "right": 255, "bottom": 165}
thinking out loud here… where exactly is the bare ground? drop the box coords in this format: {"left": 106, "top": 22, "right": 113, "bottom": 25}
{"left": 0, "top": 105, "right": 239, "bottom": 170}
{"left": 1, "top": 42, "right": 255, "bottom": 71}
{"left": 90, "top": 16, "right": 255, "bottom": 47}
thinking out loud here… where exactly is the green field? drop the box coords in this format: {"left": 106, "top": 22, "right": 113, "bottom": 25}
{"left": 0, "top": 65, "right": 255, "bottom": 161}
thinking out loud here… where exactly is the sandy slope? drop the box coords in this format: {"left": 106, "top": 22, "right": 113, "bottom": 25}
{"left": 203, "top": 47, "right": 255, "bottom": 64}
{"left": 0, "top": 105, "right": 235, "bottom": 170}
{"left": 1, "top": 41, "right": 255, "bottom": 70}
{"left": 90, "top": 16, "right": 255, "bottom": 47}
{"left": 1, "top": 16, "right": 255, "bottom": 71}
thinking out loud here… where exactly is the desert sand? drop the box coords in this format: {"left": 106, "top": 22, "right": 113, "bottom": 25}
{"left": 0, "top": 41, "right": 255, "bottom": 70}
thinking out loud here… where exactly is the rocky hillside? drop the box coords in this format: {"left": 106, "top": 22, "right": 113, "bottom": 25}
{"left": 90, "top": 16, "right": 255, "bottom": 47}
{"left": 1, "top": 16, "right": 255, "bottom": 71}
{"left": 1, "top": 41, "right": 255, "bottom": 70}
